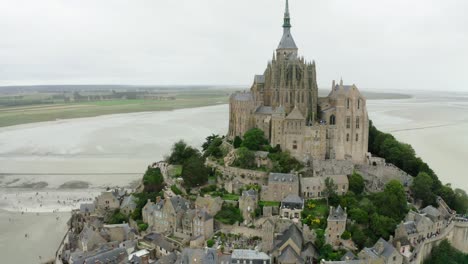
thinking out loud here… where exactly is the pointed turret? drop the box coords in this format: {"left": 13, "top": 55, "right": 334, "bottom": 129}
{"left": 277, "top": 0, "right": 298, "bottom": 55}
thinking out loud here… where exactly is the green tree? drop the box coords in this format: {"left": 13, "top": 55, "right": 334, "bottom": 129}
{"left": 324, "top": 177, "right": 338, "bottom": 206}
{"left": 142, "top": 167, "right": 165, "bottom": 193}
{"left": 369, "top": 213, "right": 397, "bottom": 240}
{"left": 350, "top": 225, "right": 367, "bottom": 249}
{"left": 374, "top": 180, "right": 408, "bottom": 220}
{"left": 268, "top": 151, "right": 303, "bottom": 173}
{"left": 349, "top": 171, "right": 365, "bottom": 195}
{"left": 241, "top": 128, "right": 268, "bottom": 151}
{"left": 233, "top": 136, "right": 243, "bottom": 149}
{"left": 181, "top": 155, "right": 209, "bottom": 187}
{"left": 232, "top": 147, "right": 255, "bottom": 169}
{"left": 411, "top": 172, "right": 436, "bottom": 206}
{"left": 207, "top": 239, "right": 215, "bottom": 248}
{"left": 167, "top": 140, "right": 200, "bottom": 165}
{"left": 108, "top": 209, "right": 128, "bottom": 224}
{"left": 425, "top": 240, "right": 468, "bottom": 264}
{"left": 348, "top": 208, "right": 369, "bottom": 225}
{"left": 202, "top": 134, "right": 220, "bottom": 151}
{"left": 204, "top": 137, "right": 223, "bottom": 158}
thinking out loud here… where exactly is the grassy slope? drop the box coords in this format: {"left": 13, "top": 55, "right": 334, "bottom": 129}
{"left": 0, "top": 92, "right": 229, "bottom": 127}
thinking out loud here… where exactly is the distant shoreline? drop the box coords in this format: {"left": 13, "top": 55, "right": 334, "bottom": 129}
{"left": 0, "top": 87, "right": 410, "bottom": 128}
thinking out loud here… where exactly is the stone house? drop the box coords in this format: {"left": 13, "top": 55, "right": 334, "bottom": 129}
{"left": 142, "top": 233, "right": 176, "bottom": 259}
{"left": 325, "top": 206, "right": 347, "bottom": 246}
{"left": 231, "top": 249, "right": 271, "bottom": 264}
{"left": 271, "top": 224, "right": 317, "bottom": 264}
{"left": 261, "top": 173, "right": 299, "bottom": 202}
{"left": 120, "top": 195, "right": 137, "bottom": 216}
{"left": 178, "top": 248, "right": 218, "bottom": 264}
{"left": 358, "top": 238, "right": 403, "bottom": 264}
{"left": 78, "top": 225, "right": 107, "bottom": 252}
{"left": 239, "top": 189, "right": 259, "bottom": 224}
{"left": 142, "top": 195, "right": 191, "bottom": 235}
{"left": 280, "top": 194, "right": 304, "bottom": 221}
{"left": 95, "top": 191, "right": 120, "bottom": 211}
{"left": 300, "top": 174, "right": 349, "bottom": 199}
{"left": 180, "top": 208, "right": 214, "bottom": 240}
{"left": 102, "top": 223, "right": 135, "bottom": 243}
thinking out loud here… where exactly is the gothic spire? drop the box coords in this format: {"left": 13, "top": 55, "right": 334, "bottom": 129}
{"left": 283, "top": 0, "right": 291, "bottom": 29}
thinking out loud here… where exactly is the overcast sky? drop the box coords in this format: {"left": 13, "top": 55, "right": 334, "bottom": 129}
{"left": 0, "top": 0, "right": 467, "bottom": 91}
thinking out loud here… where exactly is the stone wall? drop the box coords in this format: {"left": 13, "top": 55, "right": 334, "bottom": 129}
{"left": 356, "top": 163, "right": 413, "bottom": 192}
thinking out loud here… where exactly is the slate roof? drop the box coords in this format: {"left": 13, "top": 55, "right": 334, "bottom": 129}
{"left": 278, "top": 245, "right": 303, "bottom": 263}
{"left": 80, "top": 203, "right": 95, "bottom": 214}
{"left": 275, "top": 106, "right": 286, "bottom": 114}
{"left": 282, "top": 194, "right": 303, "bottom": 204}
{"left": 255, "top": 106, "right": 274, "bottom": 115}
{"left": 362, "top": 238, "right": 398, "bottom": 259}
{"left": 156, "top": 252, "right": 179, "bottom": 264}
{"left": 403, "top": 221, "right": 417, "bottom": 234}
{"left": 144, "top": 233, "right": 175, "bottom": 252}
{"left": 285, "top": 106, "right": 305, "bottom": 120}
{"left": 276, "top": 224, "right": 303, "bottom": 251}
{"left": 269, "top": 173, "right": 298, "bottom": 183}
{"left": 341, "top": 251, "right": 357, "bottom": 261}
{"left": 121, "top": 195, "right": 137, "bottom": 210}
{"left": 328, "top": 205, "right": 346, "bottom": 221}
{"left": 179, "top": 248, "right": 218, "bottom": 264}
{"left": 421, "top": 205, "right": 441, "bottom": 220}
{"left": 243, "top": 189, "right": 258, "bottom": 197}
{"left": 84, "top": 247, "right": 127, "bottom": 264}
{"left": 170, "top": 196, "right": 190, "bottom": 213}
{"left": 231, "top": 249, "right": 270, "bottom": 261}
{"left": 278, "top": 29, "right": 298, "bottom": 50}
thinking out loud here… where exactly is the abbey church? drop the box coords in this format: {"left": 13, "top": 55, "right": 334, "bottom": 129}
{"left": 228, "top": 0, "right": 369, "bottom": 164}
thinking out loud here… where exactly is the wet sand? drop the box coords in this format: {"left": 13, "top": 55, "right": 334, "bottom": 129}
{"left": 0, "top": 91, "right": 467, "bottom": 262}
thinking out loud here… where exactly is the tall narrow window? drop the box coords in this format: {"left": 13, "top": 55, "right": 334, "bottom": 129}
{"left": 347, "top": 98, "right": 350, "bottom": 109}
{"left": 358, "top": 99, "right": 361, "bottom": 109}
{"left": 330, "top": 115, "right": 336, "bottom": 125}
{"left": 356, "top": 116, "right": 360, "bottom": 129}
{"left": 346, "top": 116, "right": 351, "bottom": 129}
{"left": 293, "top": 140, "right": 297, "bottom": 150}
{"left": 356, "top": 133, "right": 359, "bottom": 141}
{"left": 346, "top": 133, "right": 349, "bottom": 142}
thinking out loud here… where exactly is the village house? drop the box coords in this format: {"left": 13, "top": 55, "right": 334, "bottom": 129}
{"left": 179, "top": 208, "right": 214, "bottom": 240}
{"left": 358, "top": 238, "right": 403, "bottom": 264}
{"left": 261, "top": 173, "right": 299, "bottom": 202}
{"left": 239, "top": 189, "right": 259, "bottom": 224}
{"left": 231, "top": 249, "right": 271, "bottom": 264}
{"left": 325, "top": 206, "right": 347, "bottom": 246}
{"left": 280, "top": 194, "right": 304, "bottom": 222}
{"left": 141, "top": 233, "right": 176, "bottom": 259}
{"left": 270, "top": 224, "right": 317, "bottom": 264}
{"left": 95, "top": 191, "right": 120, "bottom": 211}
{"left": 300, "top": 174, "right": 349, "bottom": 199}
{"left": 178, "top": 248, "right": 218, "bottom": 264}
{"left": 121, "top": 195, "right": 138, "bottom": 216}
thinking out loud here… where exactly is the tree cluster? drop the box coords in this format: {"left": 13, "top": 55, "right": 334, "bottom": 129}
{"left": 142, "top": 167, "right": 165, "bottom": 193}
{"left": 369, "top": 121, "right": 468, "bottom": 214}
{"left": 167, "top": 140, "right": 209, "bottom": 188}
{"left": 424, "top": 240, "right": 468, "bottom": 264}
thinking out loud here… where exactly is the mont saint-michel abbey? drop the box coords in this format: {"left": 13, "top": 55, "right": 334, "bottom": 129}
{"left": 228, "top": 0, "right": 368, "bottom": 164}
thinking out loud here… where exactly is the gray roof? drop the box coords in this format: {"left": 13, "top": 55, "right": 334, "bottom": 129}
{"left": 179, "top": 248, "right": 217, "bottom": 264}
{"left": 121, "top": 195, "right": 137, "bottom": 210}
{"left": 403, "top": 221, "right": 417, "bottom": 234}
{"left": 144, "top": 233, "right": 175, "bottom": 252}
{"left": 231, "top": 249, "right": 270, "bottom": 261}
{"left": 156, "top": 252, "right": 179, "bottom": 264}
{"left": 233, "top": 92, "right": 253, "bottom": 102}
{"left": 341, "top": 251, "right": 357, "bottom": 261}
{"left": 278, "top": 245, "right": 303, "bottom": 263}
{"left": 255, "top": 106, "right": 274, "bottom": 115}
{"left": 285, "top": 106, "right": 305, "bottom": 120}
{"left": 275, "top": 106, "right": 286, "bottom": 114}
{"left": 269, "top": 173, "right": 298, "bottom": 183}
{"left": 282, "top": 194, "right": 303, "bottom": 204}
{"left": 170, "top": 196, "right": 190, "bottom": 213}
{"left": 84, "top": 247, "right": 127, "bottom": 263}
{"left": 328, "top": 205, "right": 346, "bottom": 221}
{"left": 363, "top": 238, "right": 398, "bottom": 259}
{"left": 278, "top": 28, "right": 298, "bottom": 50}
{"left": 421, "top": 205, "right": 441, "bottom": 220}
{"left": 255, "top": 75, "right": 265, "bottom": 84}
{"left": 80, "top": 203, "right": 95, "bottom": 213}
{"left": 276, "top": 224, "right": 303, "bottom": 251}
{"left": 243, "top": 189, "right": 258, "bottom": 197}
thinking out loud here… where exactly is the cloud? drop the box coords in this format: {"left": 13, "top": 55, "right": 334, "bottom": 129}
{"left": 0, "top": 0, "right": 467, "bottom": 91}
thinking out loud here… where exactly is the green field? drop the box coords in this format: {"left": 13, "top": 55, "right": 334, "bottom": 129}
{"left": 0, "top": 89, "right": 232, "bottom": 127}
